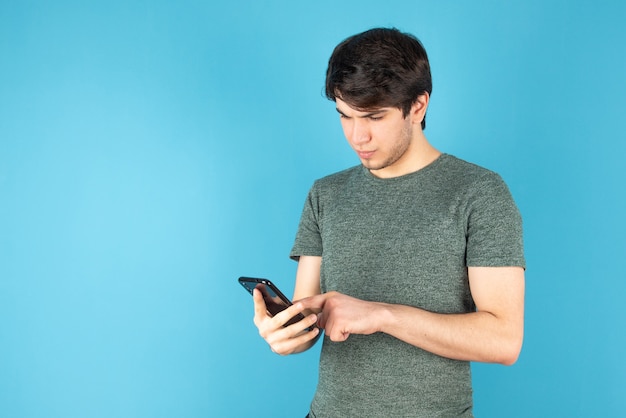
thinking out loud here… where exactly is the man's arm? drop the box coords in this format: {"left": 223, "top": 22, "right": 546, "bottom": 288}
{"left": 292, "top": 255, "right": 323, "bottom": 302}
{"left": 253, "top": 256, "right": 322, "bottom": 355}
{"left": 301, "top": 266, "right": 525, "bottom": 365}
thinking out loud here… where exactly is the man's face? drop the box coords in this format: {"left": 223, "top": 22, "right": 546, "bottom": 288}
{"left": 335, "top": 98, "right": 415, "bottom": 177}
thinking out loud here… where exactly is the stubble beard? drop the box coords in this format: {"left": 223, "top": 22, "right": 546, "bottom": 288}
{"left": 362, "top": 124, "right": 413, "bottom": 172}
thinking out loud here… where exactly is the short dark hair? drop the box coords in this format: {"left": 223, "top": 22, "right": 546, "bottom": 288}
{"left": 325, "top": 28, "right": 432, "bottom": 129}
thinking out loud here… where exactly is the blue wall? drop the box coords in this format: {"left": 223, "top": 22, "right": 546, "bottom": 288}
{"left": 1, "top": 1, "right": 625, "bottom": 417}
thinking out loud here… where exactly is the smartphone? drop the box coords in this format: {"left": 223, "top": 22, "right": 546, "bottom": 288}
{"left": 238, "top": 276, "right": 309, "bottom": 328}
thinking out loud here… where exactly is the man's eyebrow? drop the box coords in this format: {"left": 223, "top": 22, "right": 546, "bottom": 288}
{"left": 335, "top": 108, "right": 386, "bottom": 118}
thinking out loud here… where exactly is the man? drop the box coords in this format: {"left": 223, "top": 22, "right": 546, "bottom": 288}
{"left": 252, "top": 27, "right": 525, "bottom": 417}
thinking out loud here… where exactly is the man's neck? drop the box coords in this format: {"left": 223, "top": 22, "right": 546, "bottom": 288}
{"left": 369, "top": 135, "right": 441, "bottom": 179}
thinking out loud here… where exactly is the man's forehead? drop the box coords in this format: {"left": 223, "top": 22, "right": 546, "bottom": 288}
{"left": 335, "top": 99, "right": 392, "bottom": 115}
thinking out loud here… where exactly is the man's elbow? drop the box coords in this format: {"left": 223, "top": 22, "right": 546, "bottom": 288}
{"left": 497, "top": 334, "right": 523, "bottom": 366}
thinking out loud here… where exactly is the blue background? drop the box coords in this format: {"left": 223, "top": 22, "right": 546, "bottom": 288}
{"left": 1, "top": 1, "right": 625, "bottom": 417}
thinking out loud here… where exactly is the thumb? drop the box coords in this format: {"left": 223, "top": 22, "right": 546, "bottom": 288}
{"left": 252, "top": 288, "right": 267, "bottom": 316}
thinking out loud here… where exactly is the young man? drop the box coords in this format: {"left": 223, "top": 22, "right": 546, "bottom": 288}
{"left": 252, "top": 27, "right": 525, "bottom": 417}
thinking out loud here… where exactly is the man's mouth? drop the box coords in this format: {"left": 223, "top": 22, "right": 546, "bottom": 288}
{"left": 357, "top": 150, "right": 375, "bottom": 159}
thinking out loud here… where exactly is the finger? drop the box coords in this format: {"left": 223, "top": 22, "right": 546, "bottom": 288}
{"left": 323, "top": 313, "right": 349, "bottom": 342}
{"left": 272, "top": 301, "right": 308, "bottom": 328}
{"left": 270, "top": 325, "right": 321, "bottom": 356}
{"left": 292, "top": 325, "right": 320, "bottom": 345}
{"left": 264, "top": 312, "right": 318, "bottom": 347}
{"left": 298, "top": 293, "right": 329, "bottom": 312}
{"left": 280, "top": 313, "right": 319, "bottom": 337}
{"left": 253, "top": 288, "right": 265, "bottom": 309}
{"left": 297, "top": 313, "right": 321, "bottom": 334}
{"left": 252, "top": 288, "right": 270, "bottom": 324}
{"left": 316, "top": 312, "right": 326, "bottom": 329}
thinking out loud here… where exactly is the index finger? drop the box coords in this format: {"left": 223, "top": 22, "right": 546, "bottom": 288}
{"left": 298, "top": 292, "right": 331, "bottom": 312}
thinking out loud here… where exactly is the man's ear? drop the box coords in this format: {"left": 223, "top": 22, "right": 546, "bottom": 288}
{"left": 410, "top": 92, "right": 430, "bottom": 127}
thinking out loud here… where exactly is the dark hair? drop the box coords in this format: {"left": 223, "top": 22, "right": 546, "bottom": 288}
{"left": 325, "top": 28, "right": 432, "bottom": 129}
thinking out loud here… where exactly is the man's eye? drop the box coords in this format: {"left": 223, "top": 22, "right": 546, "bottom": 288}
{"left": 369, "top": 116, "right": 383, "bottom": 121}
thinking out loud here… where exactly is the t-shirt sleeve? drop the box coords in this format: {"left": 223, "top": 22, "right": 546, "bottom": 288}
{"left": 290, "top": 182, "right": 323, "bottom": 261}
{"left": 465, "top": 173, "right": 526, "bottom": 268}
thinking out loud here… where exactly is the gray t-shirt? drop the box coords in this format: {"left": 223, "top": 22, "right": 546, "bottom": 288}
{"left": 290, "top": 154, "right": 525, "bottom": 417}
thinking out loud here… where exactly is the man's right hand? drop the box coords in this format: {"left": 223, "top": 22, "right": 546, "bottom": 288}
{"left": 252, "top": 288, "right": 320, "bottom": 355}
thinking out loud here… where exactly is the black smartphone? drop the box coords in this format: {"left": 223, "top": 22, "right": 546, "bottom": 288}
{"left": 238, "top": 276, "right": 308, "bottom": 328}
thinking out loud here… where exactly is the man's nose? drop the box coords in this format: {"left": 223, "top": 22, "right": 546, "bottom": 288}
{"left": 350, "top": 120, "right": 371, "bottom": 145}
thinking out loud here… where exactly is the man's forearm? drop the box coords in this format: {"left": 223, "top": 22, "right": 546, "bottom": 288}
{"left": 377, "top": 303, "right": 523, "bottom": 365}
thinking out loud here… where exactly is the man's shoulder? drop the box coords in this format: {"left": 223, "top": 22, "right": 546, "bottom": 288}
{"left": 438, "top": 154, "right": 516, "bottom": 208}
{"left": 437, "top": 153, "right": 507, "bottom": 189}
{"left": 439, "top": 154, "right": 496, "bottom": 178}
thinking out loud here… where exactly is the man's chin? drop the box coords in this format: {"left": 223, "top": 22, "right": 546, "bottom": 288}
{"left": 361, "top": 160, "right": 385, "bottom": 171}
